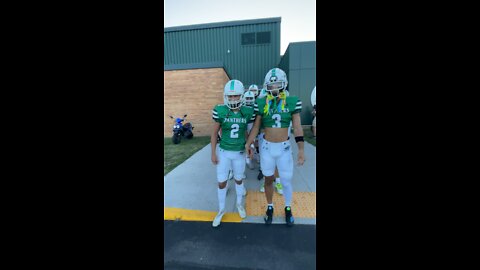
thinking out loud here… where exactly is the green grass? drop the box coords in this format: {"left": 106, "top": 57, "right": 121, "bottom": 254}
{"left": 164, "top": 136, "right": 212, "bottom": 176}
{"left": 302, "top": 127, "right": 317, "bottom": 146}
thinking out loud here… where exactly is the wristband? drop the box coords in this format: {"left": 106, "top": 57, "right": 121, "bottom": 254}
{"left": 295, "top": 136, "right": 304, "bottom": 143}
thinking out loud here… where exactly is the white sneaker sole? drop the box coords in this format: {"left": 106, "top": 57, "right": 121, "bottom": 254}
{"left": 237, "top": 204, "right": 246, "bottom": 218}
{"left": 276, "top": 185, "right": 283, "bottom": 195}
{"left": 212, "top": 211, "right": 225, "bottom": 227}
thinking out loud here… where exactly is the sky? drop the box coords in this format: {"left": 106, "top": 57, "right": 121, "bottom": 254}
{"left": 164, "top": 0, "right": 316, "bottom": 55}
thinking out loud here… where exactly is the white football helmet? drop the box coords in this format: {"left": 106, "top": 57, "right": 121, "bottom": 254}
{"left": 258, "top": 88, "right": 268, "bottom": 99}
{"left": 224, "top": 80, "right": 244, "bottom": 109}
{"left": 311, "top": 86, "right": 316, "bottom": 106}
{"left": 263, "top": 68, "right": 288, "bottom": 97}
{"left": 248, "top": 84, "right": 259, "bottom": 98}
{"left": 243, "top": 90, "right": 255, "bottom": 106}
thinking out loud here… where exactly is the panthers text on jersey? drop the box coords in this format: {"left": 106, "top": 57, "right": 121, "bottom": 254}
{"left": 254, "top": 96, "right": 301, "bottom": 128}
{"left": 212, "top": 105, "right": 255, "bottom": 151}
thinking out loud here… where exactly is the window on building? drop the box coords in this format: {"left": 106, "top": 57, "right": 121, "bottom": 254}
{"left": 241, "top": 33, "right": 256, "bottom": 45}
{"left": 256, "top": 32, "right": 271, "bottom": 44}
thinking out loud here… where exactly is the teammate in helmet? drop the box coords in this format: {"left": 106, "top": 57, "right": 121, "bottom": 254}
{"left": 243, "top": 90, "right": 255, "bottom": 108}
{"left": 248, "top": 84, "right": 259, "bottom": 99}
{"left": 243, "top": 90, "right": 256, "bottom": 170}
{"left": 211, "top": 80, "right": 255, "bottom": 227}
{"left": 245, "top": 68, "right": 305, "bottom": 227}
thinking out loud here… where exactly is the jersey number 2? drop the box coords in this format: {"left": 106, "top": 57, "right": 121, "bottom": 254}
{"left": 272, "top": 114, "right": 281, "bottom": 128}
{"left": 231, "top": 124, "right": 239, "bottom": 138}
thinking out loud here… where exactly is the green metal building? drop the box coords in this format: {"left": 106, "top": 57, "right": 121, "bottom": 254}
{"left": 164, "top": 17, "right": 281, "bottom": 87}
{"left": 164, "top": 17, "right": 316, "bottom": 125}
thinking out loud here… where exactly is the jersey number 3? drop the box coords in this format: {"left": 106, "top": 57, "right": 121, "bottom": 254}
{"left": 272, "top": 114, "right": 281, "bottom": 128}
{"left": 231, "top": 124, "right": 239, "bottom": 138}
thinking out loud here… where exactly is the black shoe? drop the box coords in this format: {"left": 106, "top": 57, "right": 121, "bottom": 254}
{"left": 285, "top": 206, "right": 295, "bottom": 227}
{"left": 257, "top": 170, "right": 263, "bottom": 180}
{"left": 264, "top": 206, "right": 273, "bottom": 225}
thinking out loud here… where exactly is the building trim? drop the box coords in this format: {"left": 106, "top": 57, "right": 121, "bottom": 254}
{"left": 164, "top": 62, "right": 232, "bottom": 79}
{"left": 164, "top": 17, "right": 281, "bottom": 32}
{"left": 283, "top": 40, "right": 316, "bottom": 55}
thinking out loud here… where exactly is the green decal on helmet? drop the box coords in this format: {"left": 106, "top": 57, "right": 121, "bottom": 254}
{"left": 230, "top": 81, "right": 235, "bottom": 90}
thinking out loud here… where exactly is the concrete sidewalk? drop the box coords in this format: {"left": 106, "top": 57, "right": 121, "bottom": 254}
{"left": 164, "top": 136, "right": 316, "bottom": 225}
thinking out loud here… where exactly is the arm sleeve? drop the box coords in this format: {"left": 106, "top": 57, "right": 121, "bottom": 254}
{"left": 212, "top": 107, "right": 221, "bottom": 123}
{"left": 254, "top": 100, "right": 261, "bottom": 116}
{"left": 294, "top": 98, "right": 302, "bottom": 114}
{"left": 248, "top": 108, "right": 256, "bottom": 123}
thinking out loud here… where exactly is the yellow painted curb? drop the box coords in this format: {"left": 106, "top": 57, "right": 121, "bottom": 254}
{"left": 164, "top": 207, "right": 243, "bottom": 222}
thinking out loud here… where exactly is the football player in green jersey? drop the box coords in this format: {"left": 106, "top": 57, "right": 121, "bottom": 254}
{"left": 210, "top": 80, "right": 255, "bottom": 227}
{"left": 245, "top": 68, "right": 305, "bottom": 227}
{"left": 258, "top": 90, "right": 290, "bottom": 195}
{"left": 248, "top": 84, "right": 259, "bottom": 99}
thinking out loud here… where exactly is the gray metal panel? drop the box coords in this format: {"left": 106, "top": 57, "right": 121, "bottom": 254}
{"left": 287, "top": 70, "right": 315, "bottom": 125}
{"left": 288, "top": 70, "right": 301, "bottom": 97}
{"left": 278, "top": 49, "right": 289, "bottom": 72}
{"left": 300, "top": 42, "right": 316, "bottom": 69}
{"left": 280, "top": 41, "right": 316, "bottom": 125}
{"left": 289, "top": 45, "right": 301, "bottom": 70}
{"left": 284, "top": 41, "right": 316, "bottom": 71}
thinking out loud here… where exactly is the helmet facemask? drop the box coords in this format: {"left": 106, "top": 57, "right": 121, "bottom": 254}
{"left": 245, "top": 96, "right": 254, "bottom": 106}
{"left": 224, "top": 94, "right": 243, "bottom": 109}
{"left": 266, "top": 81, "right": 285, "bottom": 97}
{"left": 251, "top": 89, "right": 258, "bottom": 98}
{"left": 264, "top": 68, "right": 288, "bottom": 98}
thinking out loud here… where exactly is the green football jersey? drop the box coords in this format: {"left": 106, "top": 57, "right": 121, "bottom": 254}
{"left": 254, "top": 96, "right": 301, "bottom": 128}
{"left": 212, "top": 105, "right": 255, "bottom": 151}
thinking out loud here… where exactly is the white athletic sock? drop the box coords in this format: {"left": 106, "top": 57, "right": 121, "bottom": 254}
{"left": 267, "top": 203, "right": 274, "bottom": 208}
{"left": 282, "top": 182, "right": 292, "bottom": 207}
{"left": 235, "top": 182, "right": 244, "bottom": 204}
{"left": 218, "top": 187, "right": 227, "bottom": 212}
{"left": 275, "top": 178, "right": 281, "bottom": 184}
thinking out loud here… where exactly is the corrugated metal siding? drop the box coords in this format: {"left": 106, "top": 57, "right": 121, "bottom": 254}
{"left": 164, "top": 21, "right": 280, "bottom": 87}
{"left": 278, "top": 45, "right": 290, "bottom": 74}
{"left": 279, "top": 42, "right": 316, "bottom": 125}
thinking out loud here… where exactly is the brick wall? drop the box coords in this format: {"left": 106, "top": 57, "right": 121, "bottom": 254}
{"left": 164, "top": 68, "right": 229, "bottom": 137}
